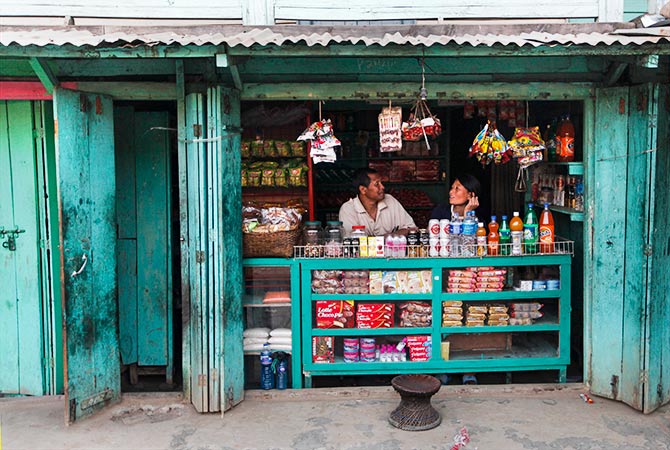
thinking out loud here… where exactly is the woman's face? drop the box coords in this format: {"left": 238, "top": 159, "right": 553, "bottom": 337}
{"left": 449, "top": 179, "right": 471, "bottom": 206}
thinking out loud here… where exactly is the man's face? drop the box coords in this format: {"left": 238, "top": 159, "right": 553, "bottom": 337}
{"left": 361, "top": 173, "right": 385, "bottom": 203}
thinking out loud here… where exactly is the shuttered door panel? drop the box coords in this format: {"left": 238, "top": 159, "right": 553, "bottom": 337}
{"left": 54, "top": 88, "right": 120, "bottom": 423}
{"left": 645, "top": 83, "right": 670, "bottom": 413}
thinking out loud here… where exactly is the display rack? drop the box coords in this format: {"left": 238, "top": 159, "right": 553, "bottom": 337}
{"left": 298, "top": 253, "right": 571, "bottom": 388}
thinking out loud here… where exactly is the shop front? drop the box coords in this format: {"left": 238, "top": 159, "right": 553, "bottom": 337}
{"left": 1, "top": 23, "right": 669, "bottom": 422}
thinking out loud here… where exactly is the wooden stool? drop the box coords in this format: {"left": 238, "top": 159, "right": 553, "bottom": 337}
{"left": 389, "top": 374, "right": 442, "bottom": 431}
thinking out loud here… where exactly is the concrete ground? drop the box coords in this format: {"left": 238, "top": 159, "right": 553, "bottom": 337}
{"left": 1, "top": 383, "right": 669, "bottom": 450}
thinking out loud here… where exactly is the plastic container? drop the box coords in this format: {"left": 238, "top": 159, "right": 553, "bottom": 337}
{"left": 260, "top": 344, "right": 274, "bottom": 390}
{"left": 539, "top": 203, "right": 555, "bottom": 254}
{"left": 324, "top": 221, "right": 344, "bottom": 257}
{"left": 487, "top": 215, "right": 500, "bottom": 256}
{"left": 510, "top": 212, "right": 523, "bottom": 256}
{"left": 523, "top": 203, "right": 539, "bottom": 254}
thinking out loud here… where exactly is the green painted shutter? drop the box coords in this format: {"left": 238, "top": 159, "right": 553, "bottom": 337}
{"left": 590, "top": 83, "right": 669, "bottom": 413}
{"left": 54, "top": 88, "right": 121, "bottom": 423}
{"left": 184, "top": 86, "right": 244, "bottom": 413}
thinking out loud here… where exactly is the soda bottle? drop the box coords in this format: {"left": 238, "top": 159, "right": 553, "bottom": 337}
{"left": 499, "top": 215, "right": 511, "bottom": 255}
{"left": 545, "top": 118, "right": 558, "bottom": 162}
{"left": 557, "top": 115, "right": 575, "bottom": 162}
{"left": 260, "top": 344, "right": 275, "bottom": 390}
{"left": 539, "top": 203, "right": 555, "bottom": 253}
{"left": 487, "top": 215, "right": 500, "bottom": 256}
{"left": 510, "top": 212, "right": 524, "bottom": 256}
{"left": 476, "top": 222, "right": 487, "bottom": 256}
{"left": 523, "top": 203, "right": 539, "bottom": 254}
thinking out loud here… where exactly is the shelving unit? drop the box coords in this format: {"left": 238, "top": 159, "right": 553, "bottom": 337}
{"left": 531, "top": 161, "right": 585, "bottom": 222}
{"left": 298, "top": 254, "right": 571, "bottom": 387}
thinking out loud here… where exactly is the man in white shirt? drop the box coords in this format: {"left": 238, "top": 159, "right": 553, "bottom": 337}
{"left": 338, "top": 168, "right": 416, "bottom": 237}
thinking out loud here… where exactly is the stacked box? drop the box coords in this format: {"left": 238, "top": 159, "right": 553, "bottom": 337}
{"left": 398, "top": 301, "right": 432, "bottom": 327}
{"left": 343, "top": 270, "right": 369, "bottom": 294}
{"left": 312, "top": 336, "right": 334, "bottom": 363}
{"left": 405, "top": 335, "right": 432, "bottom": 362}
{"left": 442, "top": 300, "right": 464, "bottom": 327}
{"left": 356, "top": 303, "right": 395, "bottom": 329}
{"left": 315, "top": 300, "right": 355, "bottom": 328}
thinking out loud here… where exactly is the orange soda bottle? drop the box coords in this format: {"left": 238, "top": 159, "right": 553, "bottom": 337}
{"left": 476, "top": 222, "right": 487, "bottom": 256}
{"left": 487, "top": 215, "right": 500, "bottom": 256}
{"left": 539, "top": 203, "right": 555, "bottom": 253}
{"left": 557, "top": 115, "right": 575, "bottom": 162}
{"left": 509, "top": 212, "right": 524, "bottom": 255}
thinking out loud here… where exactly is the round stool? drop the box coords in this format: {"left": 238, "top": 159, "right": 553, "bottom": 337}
{"left": 389, "top": 374, "right": 442, "bottom": 431}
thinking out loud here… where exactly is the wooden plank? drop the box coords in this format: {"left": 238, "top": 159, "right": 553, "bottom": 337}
{"left": 117, "top": 239, "right": 137, "bottom": 365}
{"left": 0, "top": 101, "right": 21, "bottom": 394}
{"left": 7, "top": 100, "right": 44, "bottom": 395}
{"left": 0, "top": 0, "right": 243, "bottom": 18}
{"left": 618, "top": 83, "right": 653, "bottom": 410}
{"left": 241, "top": 82, "right": 594, "bottom": 101}
{"left": 274, "top": 0, "right": 599, "bottom": 19}
{"left": 135, "top": 111, "right": 170, "bottom": 367}
{"left": 75, "top": 82, "right": 177, "bottom": 100}
{"left": 185, "top": 92, "right": 207, "bottom": 412}
{"left": 589, "top": 86, "right": 629, "bottom": 401}
{"left": 218, "top": 86, "right": 244, "bottom": 411}
{"left": 645, "top": 82, "right": 670, "bottom": 413}
{"left": 55, "top": 88, "right": 120, "bottom": 423}
{"left": 176, "top": 60, "right": 191, "bottom": 400}
{"left": 28, "top": 58, "right": 58, "bottom": 94}
{"left": 582, "top": 96, "right": 595, "bottom": 386}
{"left": 114, "top": 106, "right": 136, "bottom": 239}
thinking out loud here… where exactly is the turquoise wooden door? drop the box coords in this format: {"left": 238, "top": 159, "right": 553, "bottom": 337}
{"left": 53, "top": 88, "right": 121, "bottom": 423}
{"left": 589, "top": 83, "right": 670, "bottom": 413}
{"left": 115, "top": 106, "right": 173, "bottom": 384}
{"left": 0, "top": 100, "right": 45, "bottom": 395}
{"left": 183, "top": 86, "right": 243, "bottom": 413}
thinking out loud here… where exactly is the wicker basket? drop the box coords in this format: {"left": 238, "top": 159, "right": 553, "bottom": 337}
{"left": 243, "top": 227, "right": 302, "bottom": 258}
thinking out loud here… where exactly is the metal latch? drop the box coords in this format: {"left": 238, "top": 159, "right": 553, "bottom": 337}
{"left": 1, "top": 227, "right": 25, "bottom": 251}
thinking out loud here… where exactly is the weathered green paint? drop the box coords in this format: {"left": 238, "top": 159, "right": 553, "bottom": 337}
{"left": 34, "top": 100, "right": 64, "bottom": 395}
{"left": 646, "top": 82, "right": 670, "bottom": 413}
{"left": 28, "top": 58, "right": 58, "bottom": 94}
{"left": 241, "top": 82, "right": 594, "bottom": 101}
{"left": 216, "top": 86, "right": 244, "bottom": 411}
{"left": 115, "top": 108, "right": 173, "bottom": 376}
{"left": 0, "top": 100, "right": 45, "bottom": 395}
{"left": 3, "top": 42, "right": 670, "bottom": 61}
{"left": 54, "top": 88, "right": 120, "bottom": 423}
{"left": 185, "top": 91, "right": 208, "bottom": 412}
{"left": 590, "top": 86, "right": 631, "bottom": 403}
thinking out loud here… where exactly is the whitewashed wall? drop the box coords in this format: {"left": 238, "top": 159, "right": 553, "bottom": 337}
{"left": 0, "top": 0, "right": 634, "bottom": 24}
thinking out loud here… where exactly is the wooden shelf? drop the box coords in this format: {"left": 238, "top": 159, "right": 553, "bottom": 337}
{"left": 535, "top": 203, "right": 584, "bottom": 222}
{"left": 542, "top": 162, "right": 584, "bottom": 176}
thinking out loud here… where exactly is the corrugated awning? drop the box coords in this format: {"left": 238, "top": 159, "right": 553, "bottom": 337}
{"left": 1, "top": 23, "right": 669, "bottom": 48}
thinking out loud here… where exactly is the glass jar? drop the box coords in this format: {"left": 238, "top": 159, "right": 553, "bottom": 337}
{"left": 324, "top": 221, "right": 344, "bottom": 257}
{"left": 303, "top": 221, "right": 323, "bottom": 257}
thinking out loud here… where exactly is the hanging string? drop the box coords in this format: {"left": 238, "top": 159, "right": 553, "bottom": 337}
{"left": 318, "top": 100, "right": 323, "bottom": 121}
{"left": 525, "top": 100, "right": 529, "bottom": 128}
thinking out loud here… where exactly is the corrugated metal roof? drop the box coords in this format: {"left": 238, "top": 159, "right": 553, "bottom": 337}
{"left": 1, "top": 24, "right": 669, "bottom": 48}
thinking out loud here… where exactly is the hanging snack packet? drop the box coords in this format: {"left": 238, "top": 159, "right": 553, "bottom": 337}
{"left": 468, "top": 120, "right": 511, "bottom": 166}
{"left": 508, "top": 126, "right": 545, "bottom": 168}
{"left": 378, "top": 106, "right": 403, "bottom": 153}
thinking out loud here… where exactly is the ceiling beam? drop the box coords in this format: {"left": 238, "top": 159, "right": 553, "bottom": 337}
{"left": 28, "top": 57, "right": 58, "bottom": 93}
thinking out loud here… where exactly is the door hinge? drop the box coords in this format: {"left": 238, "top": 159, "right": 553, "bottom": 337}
{"left": 196, "top": 250, "right": 205, "bottom": 263}
{"left": 33, "top": 128, "right": 44, "bottom": 139}
{"left": 644, "top": 244, "right": 653, "bottom": 257}
{"left": 193, "top": 124, "right": 202, "bottom": 138}
{"left": 198, "top": 374, "right": 207, "bottom": 387}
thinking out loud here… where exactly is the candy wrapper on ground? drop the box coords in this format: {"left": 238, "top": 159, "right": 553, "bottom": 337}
{"left": 297, "top": 119, "right": 341, "bottom": 164}
{"left": 469, "top": 121, "right": 511, "bottom": 166}
{"left": 451, "top": 426, "right": 472, "bottom": 450}
{"left": 508, "top": 126, "right": 545, "bottom": 168}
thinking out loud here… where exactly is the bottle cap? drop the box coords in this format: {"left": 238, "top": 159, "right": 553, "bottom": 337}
{"left": 478, "top": 222, "right": 484, "bottom": 227}
{"left": 513, "top": 212, "right": 519, "bottom": 216}
{"left": 544, "top": 203, "right": 550, "bottom": 208}
{"left": 502, "top": 215, "right": 508, "bottom": 220}
{"left": 491, "top": 215, "right": 497, "bottom": 221}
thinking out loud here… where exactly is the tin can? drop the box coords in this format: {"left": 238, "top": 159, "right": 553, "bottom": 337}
{"left": 428, "top": 219, "right": 440, "bottom": 239}
{"left": 343, "top": 237, "right": 352, "bottom": 258}
{"left": 439, "top": 219, "right": 450, "bottom": 238}
{"left": 429, "top": 238, "right": 440, "bottom": 257}
{"left": 350, "top": 237, "right": 360, "bottom": 258}
{"left": 439, "top": 238, "right": 450, "bottom": 257}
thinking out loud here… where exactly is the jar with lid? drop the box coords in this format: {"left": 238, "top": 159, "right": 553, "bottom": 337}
{"left": 324, "top": 221, "right": 344, "bottom": 257}
{"left": 303, "top": 221, "right": 323, "bottom": 257}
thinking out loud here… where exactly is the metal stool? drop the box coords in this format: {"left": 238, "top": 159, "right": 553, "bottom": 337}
{"left": 389, "top": 374, "right": 442, "bottom": 431}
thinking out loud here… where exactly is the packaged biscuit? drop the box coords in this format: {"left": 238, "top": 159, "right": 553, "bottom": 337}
{"left": 369, "top": 271, "right": 383, "bottom": 294}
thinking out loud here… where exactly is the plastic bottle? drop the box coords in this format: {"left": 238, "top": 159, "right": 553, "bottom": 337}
{"left": 557, "top": 115, "right": 575, "bottom": 162}
{"left": 499, "top": 215, "right": 511, "bottom": 256}
{"left": 545, "top": 119, "right": 558, "bottom": 163}
{"left": 523, "top": 203, "right": 539, "bottom": 254}
{"left": 510, "top": 212, "right": 524, "bottom": 256}
{"left": 396, "top": 234, "right": 407, "bottom": 258}
{"left": 260, "top": 344, "right": 274, "bottom": 390}
{"left": 273, "top": 351, "right": 289, "bottom": 390}
{"left": 487, "top": 215, "right": 500, "bottom": 256}
{"left": 476, "top": 222, "right": 487, "bottom": 256}
{"left": 461, "top": 211, "right": 477, "bottom": 257}
{"left": 449, "top": 213, "right": 462, "bottom": 257}
{"left": 539, "top": 203, "right": 555, "bottom": 254}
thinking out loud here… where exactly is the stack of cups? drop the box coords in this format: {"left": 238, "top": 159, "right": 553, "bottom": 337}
{"left": 439, "top": 219, "right": 450, "bottom": 257}
{"left": 428, "top": 219, "right": 441, "bottom": 257}
{"left": 343, "top": 338, "right": 359, "bottom": 363}
{"left": 359, "top": 338, "right": 377, "bottom": 362}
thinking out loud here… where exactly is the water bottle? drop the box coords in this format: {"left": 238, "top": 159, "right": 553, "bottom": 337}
{"left": 461, "top": 211, "right": 477, "bottom": 257}
{"left": 260, "top": 344, "right": 274, "bottom": 390}
{"left": 449, "top": 213, "right": 462, "bottom": 257}
{"left": 273, "top": 351, "right": 289, "bottom": 390}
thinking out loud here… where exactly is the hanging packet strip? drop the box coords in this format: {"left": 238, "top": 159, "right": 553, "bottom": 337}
{"left": 468, "top": 120, "right": 511, "bottom": 166}
{"left": 508, "top": 126, "right": 545, "bottom": 168}
{"left": 297, "top": 119, "right": 341, "bottom": 164}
